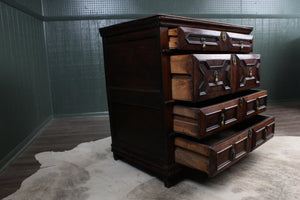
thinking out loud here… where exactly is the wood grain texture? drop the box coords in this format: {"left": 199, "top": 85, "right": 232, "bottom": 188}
{"left": 171, "top": 78, "right": 193, "bottom": 101}
{"left": 99, "top": 14, "right": 253, "bottom": 38}
{"left": 170, "top": 27, "right": 253, "bottom": 52}
{"left": 174, "top": 115, "right": 275, "bottom": 176}
{"left": 173, "top": 90, "right": 267, "bottom": 139}
{"left": 265, "top": 103, "right": 300, "bottom": 136}
{"left": 170, "top": 54, "right": 261, "bottom": 102}
{"left": 174, "top": 138, "right": 210, "bottom": 157}
{"left": 170, "top": 55, "right": 192, "bottom": 74}
{"left": 175, "top": 148, "right": 210, "bottom": 174}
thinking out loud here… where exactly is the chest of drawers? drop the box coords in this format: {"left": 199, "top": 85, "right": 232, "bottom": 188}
{"left": 99, "top": 14, "right": 275, "bottom": 187}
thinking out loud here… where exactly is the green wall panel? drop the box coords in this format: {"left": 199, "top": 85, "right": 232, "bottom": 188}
{"left": 2, "top": 0, "right": 43, "bottom": 16}
{"left": 13, "top": 0, "right": 42, "bottom": 15}
{"left": 45, "top": 19, "right": 128, "bottom": 115}
{"left": 0, "top": 2, "right": 52, "bottom": 167}
{"left": 42, "top": 0, "right": 299, "bottom": 17}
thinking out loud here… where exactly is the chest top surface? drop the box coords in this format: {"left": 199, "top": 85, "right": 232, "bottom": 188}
{"left": 99, "top": 14, "right": 253, "bottom": 37}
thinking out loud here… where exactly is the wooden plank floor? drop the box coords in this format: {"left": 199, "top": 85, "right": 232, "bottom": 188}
{"left": 265, "top": 102, "right": 300, "bottom": 136}
{"left": 0, "top": 103, "right": 299, "bottom": 199}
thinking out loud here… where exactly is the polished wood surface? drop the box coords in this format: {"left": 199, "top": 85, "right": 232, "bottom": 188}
{"left": 100, "top": 15, "right": 270, "bottom": 187}
{"left": 175, "top": 115, "right": 275, "bottom": 176}
{"left": 99, "top": 14, "right": 253, "bottom": 38}
{"left": 168, "top": 27, "right": 253, "bottom": 52}
{"left": 173, "top": 90, "right": 267, "bottom": 139}
{"left": 101, "top": 15, "right": 184, "bottom": 187}
{"left": 0, "top": 103, "right": 299, "bottom": 198}
{"left": 170, "top": 54, "right": 261, "bottom": 102}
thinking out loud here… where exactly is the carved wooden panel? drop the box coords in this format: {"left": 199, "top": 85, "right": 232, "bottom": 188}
{"left": 235, "top": 54, "right": 261, "bottom": 91}
{"left": 174, "top": 116, "right": 275, "bottom": 176}
{"left": 174, "top": 115, "right": 274, "bottom": 177}
{"left": 242, "top": 90, "right": 267, "bottom": 118}
{"left": 227, "top": 32, "right": 253, "bottom": 52}
{"left": 171, "top": 54, "right": 233, "bottom": 102}
{"left": 215, "top": 134, "right": 250, "bottom": 172}
{"left": 172, "top": 90, "right": 267, "bottom": 139}
{"left": 251, "top": 119, "right": 275, "bottom": 150}
{"left": 200, "top": 100, "right": 240, "bottom": 135}
{"left": 170, "top": 54, "right": 262, "bottom": 102}
{"left": 195, "top": 54, "right": 232, "bottom": 99}
{"left": 168, "top": 27, "right": 253, "bottom": 53}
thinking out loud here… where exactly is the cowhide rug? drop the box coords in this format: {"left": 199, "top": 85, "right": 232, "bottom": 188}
{"left": 3, "top": 135, "right": 300, "bottom": 200}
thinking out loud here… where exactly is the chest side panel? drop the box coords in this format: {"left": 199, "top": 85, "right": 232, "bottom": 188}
{"left": 102, "top": 27, "right": 169, "bottom": 164}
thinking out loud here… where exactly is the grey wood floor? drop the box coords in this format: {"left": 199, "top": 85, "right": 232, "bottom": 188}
{"left": 0, "top": 103, "right": 299, "bottom": 199}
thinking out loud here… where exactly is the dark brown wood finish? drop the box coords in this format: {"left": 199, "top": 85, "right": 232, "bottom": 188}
{"left": 235, "top": 54, "right": 261, "bottom": 91}
{"left": 173, "top": 90, "right": 267, "bottom": 139}
{"left": 100, "top": 14, "right": 253, "bottom": 38}
{"left": 101, "top": 21, "right": 183, "bottom": 185}
{"left": 171, "top": 54, "right": 232, "bottom": 102}
{"left": 168, "top": 27, "right": 253, "bottom": 52}
{"left": 174, "top": 115, "right": 275, "bottom": 176}
{"left": 170, "top": 54, "right": 261, "bottom": 102}
{"left": 99, "top": 14, "right": 274, "bottom": 187}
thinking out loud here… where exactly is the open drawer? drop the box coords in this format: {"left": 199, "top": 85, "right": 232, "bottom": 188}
{"left": 173, "top": 89, "right": 267, "bottom": 139}
{"left": 168, "top": 26, "right": 253, "bottom": 52}
{"left": 171, "top": 54, "right": 261, "bottom": 102}
{"left": 174, "top": 115, "right": 275, "bottom": 177}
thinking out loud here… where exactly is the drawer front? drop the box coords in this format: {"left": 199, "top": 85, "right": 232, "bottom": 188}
{"left": 168, "top": 27, "right": 253, "bottom": 53}
{"left": 173, "top": 90, "right": 267, "bottom": 139}
{"left": 214, "top": 131, "right": 251, "bottom": 172}
{"left": 195, "top": 55, "right": 232, "bottom": 99}
{"left": 174, "top": 115, "right": 275, "bottom": 176}
{"left": 242, "top": 90, "right": 267, "bottom": 119}
{"left": 200, "top": 99, "right": 241, "bottom": 136}
{"left": 170, "top": 54, "right": 261, "bottom": 102}
{"left": 250, "top": 118, "right": 275, "bottom": 150}
{"left": 171, "top": 54, "right": 233, "bottom": 102}
{"left": 235, "top": 54, "right": 261, "bottom": 91}
{"left": 173, "top": 98, "right": 241, "bottom": 139}
{"left": 226, "top": 32, "right": 253, "bottom": 52}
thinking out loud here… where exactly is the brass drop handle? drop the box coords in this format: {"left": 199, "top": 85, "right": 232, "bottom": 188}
{"left": 263, "top": 127, "right": 268, "bottom": 139}
{"left": 231, "top": 148, "right": 236, "bottom": 159}
{"left": 220, "top": 112, "right": 225, "bottom": 127}
{"left": 255, "top": 98, "right": 260, "bottom": 111}
{"left": 239, "top": 98, "right": 243, "bottom": 107}
{"left": 240, "top": 41, "right": 244, "bottom": 49}
{"left": 248, "top": 129, "right": 253, "bottom": 139}
{"left": 249, "top": 68, "right": 253, "bottom": 76}
{"left": 201, "top": 37, "right": 206, "bottom": 49}
{"left": 222, "top": 32, "right": 227, "bottom": 42}
{"left": 232, "top": 55, "right": 237, "bottom": 66}
{"left": 214, "top": 70, "right": 219, "bottom": 83}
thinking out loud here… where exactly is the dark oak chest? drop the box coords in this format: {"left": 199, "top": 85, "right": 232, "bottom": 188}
{"left": 99, "top": 14, "right": 275, "bottom": 187}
